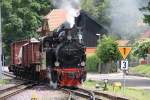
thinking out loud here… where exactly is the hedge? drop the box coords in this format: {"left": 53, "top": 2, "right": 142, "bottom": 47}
{"left": 86, "top": 54, "right": 99, "bottom": 72}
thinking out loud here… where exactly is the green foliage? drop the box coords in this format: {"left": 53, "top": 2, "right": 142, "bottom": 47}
{"left": 96, "top": 35, "right": 119, "bottom": 63}
{"left": 81, "top": 0, "right": 110, "bottom": 25}
{"left": 0, "top": 79, "right": 9, "bottom": 84}
{"left": 86, "top": 54, "right": 99, "bottom": 72}
{"left": 1, "top": 0, "right": 54, "bottom": 58}
{"left": 132, "top": 39, "right": 150, "bottom": 59}
{"left": 141, "top": 1, "right": 150, "bottom": 25}
{"left": 130, "top": 64, "right": 150, "bottom": 76}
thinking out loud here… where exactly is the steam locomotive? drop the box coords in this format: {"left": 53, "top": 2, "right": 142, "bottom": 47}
{"left": 8, "top": 25, "right": 86, "bottom": 88}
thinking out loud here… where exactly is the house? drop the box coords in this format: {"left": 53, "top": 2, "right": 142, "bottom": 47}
{"left": 37, "top": 9, "right": 107, "bottom": 54}
{"left": 139, "top": 29, "right": 150, "bottom": 55}
{"left": 116, "top": 40, "right": 129, "bottom": 46}
{"left": 139, "top": 29, "right": 150, "bottom": 64}
{"left": 140, "top": 29, "right": 150, "bottom": 40}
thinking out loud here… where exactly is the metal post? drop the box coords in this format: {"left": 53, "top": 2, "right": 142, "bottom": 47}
{"left": 0, "top": 3, "right": 2, "bottom": 79}
{"left": 123, "top": 71, "right": 125, "bottom": 95}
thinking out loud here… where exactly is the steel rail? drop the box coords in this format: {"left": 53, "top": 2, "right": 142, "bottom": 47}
{"left": 78, "top": 87, "right": 129, "bottom": 100}
{"left": 0, "top": 82, "right": 37, "bottom": 100}
{"left": 93, "top": 91, "right": 129, "bottom": 100}
{"left": 61, "top": 88, "right": 73, "bottom": 100}
{"left": 61, "top": 88, "right": 101, "bottom": 100}
{"left": 2, "top": 71, "right": 16, "bottom": 78}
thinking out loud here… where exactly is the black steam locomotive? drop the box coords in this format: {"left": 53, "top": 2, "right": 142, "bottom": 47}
{"left": 42, "top": 26, "right": 86, "bottom": 87}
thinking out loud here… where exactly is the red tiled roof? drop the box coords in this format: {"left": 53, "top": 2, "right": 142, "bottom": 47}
{"left": 86, "top": 47, "right": 96, "bottom": 54}
{"left": 37, "top": 9, "right": 68, "bottom": 33}
{"left": 44, "top": 9, "right": 68, "bottom": 31}
{"left": 116, "top": 40, "right": 129, "bottom": 46}
{"left": 141, "top": 29, "right": 150, "bottom": 38}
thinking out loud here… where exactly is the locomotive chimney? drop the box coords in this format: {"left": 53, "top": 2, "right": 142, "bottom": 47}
{"left": 52, "top": 0, "right": 81, "bottom": 28}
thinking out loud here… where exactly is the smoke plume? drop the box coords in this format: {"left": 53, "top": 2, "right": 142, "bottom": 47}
{"left": 107, "top": 0, "right": 149, "bottom": 39}
{"left": 52, "top": 0, "right": 81, "bottom": 28}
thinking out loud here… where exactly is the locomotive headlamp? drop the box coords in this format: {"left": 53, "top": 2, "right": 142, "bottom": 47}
{"left": 81, "top": 61, "right": 85, "bottom": 66}
{"left": 67, "top": 35, "right": 72, "bottom": 40}
{"left": 55, "top": 61, "right": 60, "bottom": 67}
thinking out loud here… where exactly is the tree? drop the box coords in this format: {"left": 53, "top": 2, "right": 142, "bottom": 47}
{"left": 81, "top": 0, "right": 110, "bottom": 25}
{"left": 1, "top": 0, "right": 54, "bottom": 59}
{"left": 141, "top": 1, "right": 150, "bottom": 25}
{"left": 96, "top": 35, "right": 120, "bottom": 63}
{"left": 132, "top": 39, "right": 150, "bottom": 59}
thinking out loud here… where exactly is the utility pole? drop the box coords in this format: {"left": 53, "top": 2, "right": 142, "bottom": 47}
{"left": 0, "top": 3, "right": 2, "bottom": 79}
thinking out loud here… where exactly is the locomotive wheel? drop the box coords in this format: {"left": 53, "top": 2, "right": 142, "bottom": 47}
{"left": 24, "top": 68, "right": 28, "bottom": 78}
{"left": 22, "top": 68, "right": 25, "bottom": 78}
{"left": 26, "top": 68, "right": 30, "bottom": 79}
{"left": 13, "top": 68, "right": 16, "bottom": 76}
{"left": 35, "top": 72, "right": 40, "bottom": 81}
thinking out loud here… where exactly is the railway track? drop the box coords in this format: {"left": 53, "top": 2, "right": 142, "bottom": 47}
{"left": 92, "top": 91, "right": 129, "bottom": 100}
{"left": 2, "top": 71, "right": 129, "bottom": 100}
{"left": 0, "top": 82, "right": 37, "bottom": 100}
{"left": 62, "top": 88, "right": 100, "bottom": 100}
{"left": 1, "top": 71, "right": 38, "bottom": 100}
{"left": 62, "top": 88, "right": 129, "bottom": 100}
{"left": 61, "top": 88, "right": 72, "bottom": 100}
{"left": 2, "top": 71, "right": 16, "bottom": 78}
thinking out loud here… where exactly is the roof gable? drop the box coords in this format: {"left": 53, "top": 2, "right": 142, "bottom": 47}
{"left": 43, "top": 9, "right": 68, "bottom": 32}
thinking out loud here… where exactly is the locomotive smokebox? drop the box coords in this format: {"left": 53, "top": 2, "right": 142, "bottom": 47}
{"left": 64, "top": 29, "right": 72, "bottom": 40}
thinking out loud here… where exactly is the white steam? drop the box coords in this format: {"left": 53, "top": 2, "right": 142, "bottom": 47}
{"left": 107, "top": 0, "right": 149, "bottom": 39}
{"left": 52, "top": 0, "right": 81, "bottom": 28}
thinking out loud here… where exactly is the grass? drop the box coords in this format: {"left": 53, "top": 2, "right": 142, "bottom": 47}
{"left": 110, "top": 88, "right": 150, "bottom": 100}
{"left": 82, "top": 80, "right": 104, "bottom": 89}
{"left": 129, "top": 64, "right": 150, "bottom": 76}
{"left": 0, "top": 79, "right": 9, "bottom": 85}
{"left": 83, "top": 80, "right": 150, "bottom": 100}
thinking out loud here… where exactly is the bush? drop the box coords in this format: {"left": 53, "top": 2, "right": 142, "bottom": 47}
{"left": 96, "top": 35, "right": 120, "bottom": 63}
{"left": 132, "top": 39, "right": 150, "bottom": 59}
{"left": 86, "top": 54, "right": 99, "bottom": 72}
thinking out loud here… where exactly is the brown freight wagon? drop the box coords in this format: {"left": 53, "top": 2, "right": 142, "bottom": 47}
{"left": 9, "top": 40, "right": 28, "bottom": 72}
{"left": 9, "top": 38, "right": 46, "bottom": 80}
{"left": 21, "top": 40, "right": 47, "bottom": 80}
{"left": 22, "top": 41, "right": 41, "bottom": 67}
{"left": 11, "top": 40, "right": 28, "bottom": 65}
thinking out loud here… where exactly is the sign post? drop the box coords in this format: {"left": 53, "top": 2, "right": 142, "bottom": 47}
{"left": 118, "top": 47, "right": 132, "bottom": 95}
{"left": 121, "top": 59, "right": 128, "bottom": 94}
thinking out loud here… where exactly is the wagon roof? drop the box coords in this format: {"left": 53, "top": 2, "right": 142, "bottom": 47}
{"left": 30, "top": 38, "right": 39, "bottom": 43}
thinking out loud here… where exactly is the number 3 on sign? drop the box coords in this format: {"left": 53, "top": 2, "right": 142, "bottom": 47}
{"left": 121, "top": 60, "right": 128, "bottom": 70}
